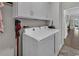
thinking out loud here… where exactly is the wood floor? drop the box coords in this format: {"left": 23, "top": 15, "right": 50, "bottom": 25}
{"left": 58, "top": 28, "right": 79, "bottom": 56}
{"left": 59, "top": 45, "right": 79, "bottom": 56}
{"left": 65, "top": 28, "right": 79, "bottom": 50}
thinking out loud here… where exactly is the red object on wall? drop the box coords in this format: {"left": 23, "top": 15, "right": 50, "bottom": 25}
{"left": 15, "top": 23, "right": 21, "bottom": 56}
{"left": 0, "top": 3, "right": 4, "bottom": 32}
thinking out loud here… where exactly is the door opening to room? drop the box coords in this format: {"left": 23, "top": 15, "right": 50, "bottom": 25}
{"left": 64, "top": 7, "right": 79, "bottom": 49}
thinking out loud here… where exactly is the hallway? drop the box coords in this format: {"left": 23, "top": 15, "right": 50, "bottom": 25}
{"left": 65, "top": 28, "right": 79, "bottom": 49}
{"left": 59, "top": 28, "right": 79, "bottom": 56}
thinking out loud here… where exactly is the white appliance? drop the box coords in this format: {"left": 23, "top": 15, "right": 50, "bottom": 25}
{"left": 22, "top": 26, "right": 59, "bottom": 56}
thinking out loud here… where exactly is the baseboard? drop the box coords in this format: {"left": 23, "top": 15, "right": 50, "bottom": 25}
{"left": 57, "top": 43, "right": 64, "bottom": 56}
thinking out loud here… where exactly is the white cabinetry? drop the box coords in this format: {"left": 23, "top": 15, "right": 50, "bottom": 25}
{"left": 13, "top": 2, "right": 51, "bottom": 20}
{"left": 18, "top": 2, "right": 31, "bottom": 17}
{"left": 31, "top": 2, "right": 49, "bottom": 18}
{"left": 13, "top": 2, "right": 32, "bottom": 17}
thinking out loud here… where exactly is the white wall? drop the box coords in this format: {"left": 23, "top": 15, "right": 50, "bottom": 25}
{"left": 0, "top": 5, "right": 15, "bottom": 52}
{"left": 64, "top": 14, "right": 69, "bottom": 39}
{"left": 49, "top": 2, "right": 63, "bottom": 55}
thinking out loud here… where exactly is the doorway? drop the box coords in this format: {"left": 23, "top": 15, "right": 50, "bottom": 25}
{"left": 64, "top": 7, "right": 79, "bottom": 50}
